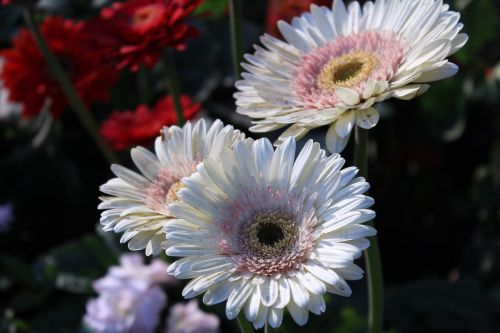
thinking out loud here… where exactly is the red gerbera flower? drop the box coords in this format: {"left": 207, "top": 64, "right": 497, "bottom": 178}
{"left": 0, "top": 16, "right": 118, "bottom": 118}
{"left": 100, "top": 95, "right": 201, "bottom": 150}
{"left": 266, "top": 0, "right": 331, "bottom": 36}
{"left": 87, "top": 0, "right": 202, "bottom": 72}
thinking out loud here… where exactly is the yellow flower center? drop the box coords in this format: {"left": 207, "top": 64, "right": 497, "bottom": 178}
{"left": 317, "top": 51, "right": 375, "bottom": 90}
{"left": 166, "top": 181, "right": 184, "bottom": 204}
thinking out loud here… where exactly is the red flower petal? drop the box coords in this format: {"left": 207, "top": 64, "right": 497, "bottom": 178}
{"left": 0, "top": 16, "right": 118, "bottom": 118}
{"left": 266, "top": 0, "right": 332, "bottom": 37}
{"left": 86, "top": 0, "right": 203, "bottom": 72}
{"left": 100, "top": 94, "right": 202, "bottom": 150}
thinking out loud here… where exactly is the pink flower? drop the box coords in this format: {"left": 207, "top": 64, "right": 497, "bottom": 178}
{"left": 165, "top": 300, "right": 219, "bottom": 333}
{"left": 85, "top": 278, "right": 166, "bottom": 333}
{"left": 108, "top": 253, "right": 178, "bottom": 286}
{"left": 84, "top": 254, "right": 175, "bottom": 333}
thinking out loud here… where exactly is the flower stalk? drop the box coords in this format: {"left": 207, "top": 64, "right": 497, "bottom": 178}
{"left": 236, "top": 312, "right": 254, "bottom": 333}
{"left": 353, "top": 126, "right": 384, "bottom": 333}
{"left": 228, "top": 0, "right": 243, "bottom": 79}
{"left": 22, "top": 7, "right": 119, "bottom": 164}
{"left": 264, "top": 323, "right": 274, "bottom": 333}
{"left": 162, "top": 49, "right": 185, "bottom": 126}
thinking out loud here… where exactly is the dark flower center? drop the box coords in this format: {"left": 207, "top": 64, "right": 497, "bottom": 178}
{"left": 257, "top": 223, "right": 285, "bottom": 246}
{"left": 243, "top": 212, "right": 296, "bottom": 256}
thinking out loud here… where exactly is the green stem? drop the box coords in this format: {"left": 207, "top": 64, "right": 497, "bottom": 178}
{"left": 353, "top": 127, "right": 384, "bottom": 333}
{"left": 236, "top": 312, "right": 254, "bottom": 333}
{"left": 264, "top": 322, "right": 275, "bottom": 333}
{"left": 162, "top": 50, "right": 185, "bottom": 126}
{"left": 22, "top": 8, "right": 118, "bottom": 164}
{"left": 228, "top": 0, "right": 243, "bottom": 79}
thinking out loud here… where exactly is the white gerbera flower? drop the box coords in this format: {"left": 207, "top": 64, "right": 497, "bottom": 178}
{"left": 99, "top": 119, "right": 244, "bottom": 256}
{"left": 164, "top": 137, "right": 376, "bottom": 328}
{"left": 235, "top": 0, "right": 468, "bottom": 153}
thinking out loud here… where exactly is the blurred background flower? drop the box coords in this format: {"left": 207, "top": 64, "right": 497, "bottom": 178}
{"left": 0, "top": 202, "right": 14, "bottom": 233}
{"left": 105, "top": 253, "right": 177, "bottom": 285}
{"left": 164, "top": 300, "right": 219, "bottom": 333}
{"left": 0, "top": 16, "right": 117, "bottom": 118}
{"left": 0, "top": 58, "right": 21, "bottom": 121}
{"left": 266, "top": 0, "right": 331, "bottom": 36}
{"left": 100, "top": 95, "right": 201, "bottom": 150}
{"left": 83, "top": 254, "right": 172, "bottom": 333}
{"left": 86, "top": 0, "right": 203, "bottom": 71}
{"left": 84, "top": 278, "right": 166, "bottom": 333}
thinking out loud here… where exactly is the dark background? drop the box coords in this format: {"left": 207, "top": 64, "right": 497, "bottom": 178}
{"left": 1, "top": 0, "right": 499, "bottom": 332}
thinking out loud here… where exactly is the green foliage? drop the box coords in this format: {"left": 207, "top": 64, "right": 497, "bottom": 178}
{"left": 455, "top": 0, "right": 500, "bottom": 65}
{"left": 0, "top": 255, "right": 39, "bottom": 288}
{"left": 387, "top": 278, "right": 499, "bottom": 333}
{"left": 330, "top": 307, "right": 367, "bottom": 333}
{"left": 195, "top": 0, "right": 228, "bottom": 19}
{"left": 1, "top": 235, "right": 117, "bottom": 333}
{"left": 419, "top": 78, "right": 466, "bottom": 141}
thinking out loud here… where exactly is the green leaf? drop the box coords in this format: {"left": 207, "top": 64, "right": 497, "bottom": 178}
{"left": 10, "top": 290, "right": 51, "bottom": 312}
{"left": 0, "top": 255, "right": 39, "bottom": 288}
{"left": 330, "top": 307, "right": 367, "bottom": 333}
{"left": 419, "top": 78, "right": 466, "bottom": 141}
{"left": 34, "top": 234, "right": 117, "bottom": 291}
{"left": 195, "top": 0, "right": 228, "bottom": 19}
{"left": 455, "top": 0, "right": 500, "bottom": 64}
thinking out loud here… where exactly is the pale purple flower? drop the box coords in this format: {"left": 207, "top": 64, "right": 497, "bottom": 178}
{"left": 84, "top": 278, "right": 166, "bottom": 333}
{"left": 0, "top": 203, "right": 14, "bottom": 233}
{"left": 165, "top": 300, "right": 220, "bottom": 333}
{"left": 84, "top": 253, "right": 173, "bottom": 333}
{"left": 108, "top": 253, "right": 178, "bottom": 286}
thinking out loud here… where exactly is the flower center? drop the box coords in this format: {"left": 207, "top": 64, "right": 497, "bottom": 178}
{"left": 293, "top": 31, "right": 404, "bottom": 108}
{"left": 257, "top": 223, "right": 284, "bottom": 246}
{"left": 145, "top": 170, "right": 186, "bottom": 215}
{"left": 131, "top": 4, "right": 164, "bottom": 30}
{"left": 243, "top": 212, "right": 295, "bottom": 257}
{"left": 317, "top": 51, "right": 375, "bottom": 90}
{"left": 166, "top": 180, "right": 184, "bottom": 203}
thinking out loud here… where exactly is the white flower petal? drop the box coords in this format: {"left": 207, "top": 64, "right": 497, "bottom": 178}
{"left": 268, "top": 307, "right": 284, "bottom": 328}
{"left": 335, "top": 111, "right": 356, "bottom": 138}
{"left": 259, "top": 278, "right": 279, "bottom": 307}
{"left": 287, "top": 277, "right": 310, "bottom": 308}
{"left": 335, "top": 87, "right": 361, "bottom": 105}
{"left": 253, "top": 305, "right": 269, "bottom": 329}
{"left": 203, "top": 281, "right": 233, "bottom": 305}
{"left": 244, "top": 281, "right": 262, "bottom": 322}
{"left": 307, "top": 293, "right": 326, "bottom": 315}
{"left": 326, "top": 122, "right": 351, "bottom": 154}
{"left": 356, "top": 107, "right": 380, "bottom": 129}
{"left": 287, "top": 300, "right": 309, "bottom": 326}
{"left": 277, "top": 21, "right": 312, "bottom": 53}
{"left": 130, "top": 147, "right": 161, "bottom": 181}
{"left": 414, "top": 62, "right": 458, "bottom": 83}
{"left": 275, "top": 278, "right": 291, "bottom": 309}
{"left": 226, "top": 280, "right": 254, "bottom": 320}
